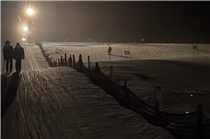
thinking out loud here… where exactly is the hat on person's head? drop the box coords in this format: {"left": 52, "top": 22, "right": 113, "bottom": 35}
{"left": 5, "top": 40, "right": 10, "bottom": 44}
{"left": 16, "top": 43, "right": 20, "bottom": 46}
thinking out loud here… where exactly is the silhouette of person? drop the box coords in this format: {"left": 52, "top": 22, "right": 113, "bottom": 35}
{"left": 192, "top": 44, "right": 199, "bottom": 55}
{"left": 14, "top": 43, "right": 25, "bottom": 72}
{"left": 108, "top": 46, "right": 112, "bottom": 55}
{"left": 3, "top": 40, "right": 14, "bottom": 72}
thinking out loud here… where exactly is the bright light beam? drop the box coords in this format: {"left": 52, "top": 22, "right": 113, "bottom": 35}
{"left": 23, "top": 26, "right": 28, "bottom": 31}
{"left": 27, "top": 8, "right": 35, "bottom": 15}
{"left": 22, "top": 38, "right": 26, "bottom": 41}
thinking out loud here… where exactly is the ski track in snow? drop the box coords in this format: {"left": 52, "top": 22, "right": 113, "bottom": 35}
{"left": 2, "top": 43, "right": 210, "bottom": 139}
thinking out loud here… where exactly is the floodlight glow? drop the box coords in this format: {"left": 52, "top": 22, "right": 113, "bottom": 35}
{"left": 23, "top": 26, "right": 28, "bottom": 31}
{"left": 22, "top": 38, "right": 26, "bottom": 41}
{"left": 27, "top": 8, "right": 34, "bottom": 15}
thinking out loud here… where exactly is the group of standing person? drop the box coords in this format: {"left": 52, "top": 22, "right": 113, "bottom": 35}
{"left": 3, "top": 40, "right": 25, "bottom": 73}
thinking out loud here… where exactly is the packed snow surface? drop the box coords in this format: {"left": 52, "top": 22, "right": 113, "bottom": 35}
{"left": 1, "top": 42, "right": 210, "bottom": 139}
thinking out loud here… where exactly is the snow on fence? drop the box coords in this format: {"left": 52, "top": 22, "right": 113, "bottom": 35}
{"left": 36, "top": 43, "right": 210, "bottom": 139}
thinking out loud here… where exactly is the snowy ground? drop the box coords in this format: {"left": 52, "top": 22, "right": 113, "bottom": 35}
{"left": 1, "top": 42, "right": 210, "bottom": 139}
{"left": 41, "top": 42, "right": 210, "bottom": 114}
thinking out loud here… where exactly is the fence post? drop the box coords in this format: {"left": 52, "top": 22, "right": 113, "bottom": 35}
{"left": 73, "top": 54, "right": 75, "bottom": 68}
{"left": 69, "top": 55, "right": 72, "bottom": 67}
{"left": 110, "top": 65, "right": 114, "bottom": 81}
{"left": 65, "top": 54, "right": 67, "bottom": 66}
{"left": 197, "top": 104, "right": 203, "bottom": 139}
{"left": 61, "top": 56, "right": 63, "bottom": 66}
{"left": 96, "top": 62, "right": 100, "bottom": 85}
{"left": 88, "top": 55, "right": 90, "bottom": 71}
{"left": 53, "top": 59, "right": 56, "bottom": 67}
{"left": 79, "top": 54, "right": 83, "bottom": 72}
{"left": 58, "top": 58, "right": 60, "bottom": 66}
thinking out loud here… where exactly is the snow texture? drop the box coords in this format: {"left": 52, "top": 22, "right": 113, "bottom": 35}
{"left": 1, "top": 42, "right": 210, "bottom": 139}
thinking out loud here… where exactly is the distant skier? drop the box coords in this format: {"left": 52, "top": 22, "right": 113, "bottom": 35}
{"left": 192, "top": 44, "right": 199, "bottom": 55}
{"left": 3, "top": 40, "right": 14, "bottom": 72}
{"left": 108, "top": 46, "right": 112, "bottom": 55}
{"left": 14, "top": 43, "right": 25, "bottom": 72}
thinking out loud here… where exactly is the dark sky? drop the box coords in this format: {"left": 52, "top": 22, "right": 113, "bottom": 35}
{"left": 1, "top": 1, "right": 210, "bottom": 43}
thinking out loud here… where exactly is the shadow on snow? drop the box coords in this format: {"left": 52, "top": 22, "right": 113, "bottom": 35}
{"left": 1, "top": 72, "right": 20, "bottom": 117}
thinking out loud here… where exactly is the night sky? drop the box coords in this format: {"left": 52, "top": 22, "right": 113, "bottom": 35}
{"left": 1, "top": 1, "right": 210, "bottom": 43}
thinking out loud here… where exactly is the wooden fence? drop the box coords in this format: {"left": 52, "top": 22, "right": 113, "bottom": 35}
{"left": 36, "top": 43, "right": 210, "bottom": 139}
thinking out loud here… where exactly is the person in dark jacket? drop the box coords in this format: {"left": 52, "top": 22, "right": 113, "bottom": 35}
{"left": 3, "top": 40, "right": 14, "bottom": 72}
{"left": 13, "top": 43, "right": 25, "bottom": 72}
{"left": 108, "top": 46, "right": 112, "bottom": 55}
